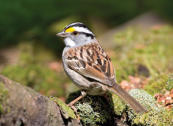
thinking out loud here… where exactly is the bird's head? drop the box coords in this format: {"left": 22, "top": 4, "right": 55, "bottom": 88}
{"left": 57, "top": 22, "right": 96, "bottom": 47}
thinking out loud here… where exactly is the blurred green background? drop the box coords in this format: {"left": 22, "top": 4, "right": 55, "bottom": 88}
{"left": 1, "top": 0, "right": 173, "bottom": 53}
{"left": 0, "top": 0, "right": 173, "bottom": 99}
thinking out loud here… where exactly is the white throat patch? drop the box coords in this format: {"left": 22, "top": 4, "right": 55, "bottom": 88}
{"left": 64, "top": 38, "right": 76, "bottom": 47}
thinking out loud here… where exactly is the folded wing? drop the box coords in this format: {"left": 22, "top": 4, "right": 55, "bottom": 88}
{"left": 64, "top": 42, "right": 116, "bottom": 86}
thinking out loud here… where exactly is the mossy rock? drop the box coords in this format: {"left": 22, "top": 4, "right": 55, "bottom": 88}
{"left": 50, "top": 97, "right": 76, "bottom": 119}
{"left": 132, "top": 109, "right": 173, "bottom": 126}
{"left": 127, "top": 89, "right": 159, "bottom": 121}
{"left": 129, "top": 89, "right": 159, "bottom": 112}
{"left": 66, "top": 91, "right": 115, "bottom": 126}
{"left": 112, "top": 89, "right": 159, "bottom": 116}
{"left": 111, "top": 93, "right": 126, "bottom": 116}
{"left": 66, "top": 89, "right": 173, "bottom": 126}
{"left": 128, "top": 89, "right": 172, "bottom": 126}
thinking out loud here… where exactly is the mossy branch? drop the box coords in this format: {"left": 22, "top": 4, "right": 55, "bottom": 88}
{"left": 0, "top": 75, "right": 172, "bottom": 126}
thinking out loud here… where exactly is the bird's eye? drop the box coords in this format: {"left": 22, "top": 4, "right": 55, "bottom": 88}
{"left": 73, "top": 31, "right": 78, "bottom": 35}
{"left": 86, "top": 34, "right": 90, "bottom": 37}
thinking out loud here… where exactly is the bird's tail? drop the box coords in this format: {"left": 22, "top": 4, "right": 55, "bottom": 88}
{"left": 109, "top": 84, "right": 147, "bottom": 113}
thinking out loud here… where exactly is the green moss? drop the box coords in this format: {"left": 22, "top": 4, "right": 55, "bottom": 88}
{"left": 66, "top": 90, "right": 173, "bottom": 126}
{"left": 128, "top": 89, "right": 173, "bottom": 126}
{"left": 50, "top": 97, "right": 76, "bottom": 119}
{"left": 0, "top": 82, "right": 8, "bottom": 113}
{"left": 125, "top": 89, "right": 159, "bottom": 121}
{"left": 129, "top": 89, "right": 159, "bottom": 112}
{"left": 133, "top": 109, "right": 173, "bottom": 126}
{"left": 144, "top": 74, "right": 172, "bottom": 95}
{"left": 113, "top": 26, "right": 173, "bottom": 82}
{"left": 112, "top": 89, "right": 159, "bottom": 117}
{"left": 111, "top": 93, "right": 126, "bottom": 115}
{"left": 67, "top": 91, "right": 115, "bottom": 126}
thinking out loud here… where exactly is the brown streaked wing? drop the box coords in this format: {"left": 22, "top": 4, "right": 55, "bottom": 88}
{"left": 64, "top": 42, "right": 115, "bottom": 86}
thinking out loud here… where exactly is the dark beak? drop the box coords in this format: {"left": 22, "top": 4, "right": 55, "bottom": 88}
{"left": 56, "top": 31, "right": 68, "bottom": 37}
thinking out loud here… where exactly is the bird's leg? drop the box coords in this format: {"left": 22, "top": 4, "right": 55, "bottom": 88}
{"left": 68, "top": 91, "right": 87, "bottom": 106}
{"left": 68, "top": 91, "right": 87, "bottom": 120}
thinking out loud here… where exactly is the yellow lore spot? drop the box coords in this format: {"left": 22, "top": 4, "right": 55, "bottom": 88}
{"left": 65, "top": 27, "right": 75, "bottom": 33}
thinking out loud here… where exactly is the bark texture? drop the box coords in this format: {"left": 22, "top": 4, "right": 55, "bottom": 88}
{"left": 0, "top": 75, "right": 81, "bottom": 126}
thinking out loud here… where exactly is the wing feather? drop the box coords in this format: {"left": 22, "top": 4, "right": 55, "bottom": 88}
{"left": 64, "top": 42, "right": 116, "bottom": 86}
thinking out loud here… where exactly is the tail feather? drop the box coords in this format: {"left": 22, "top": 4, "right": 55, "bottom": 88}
{"left": 109, "top": 84, "right": 147, "bottom": 113}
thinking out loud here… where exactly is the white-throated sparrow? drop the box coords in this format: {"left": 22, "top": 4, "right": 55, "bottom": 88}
{"left": 57, "top": 22, "right": 147, "bottom": 113}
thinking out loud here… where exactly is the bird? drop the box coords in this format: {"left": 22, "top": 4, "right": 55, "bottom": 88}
{"left": 56, "top": 22, "right": 147, "bottom": 113}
